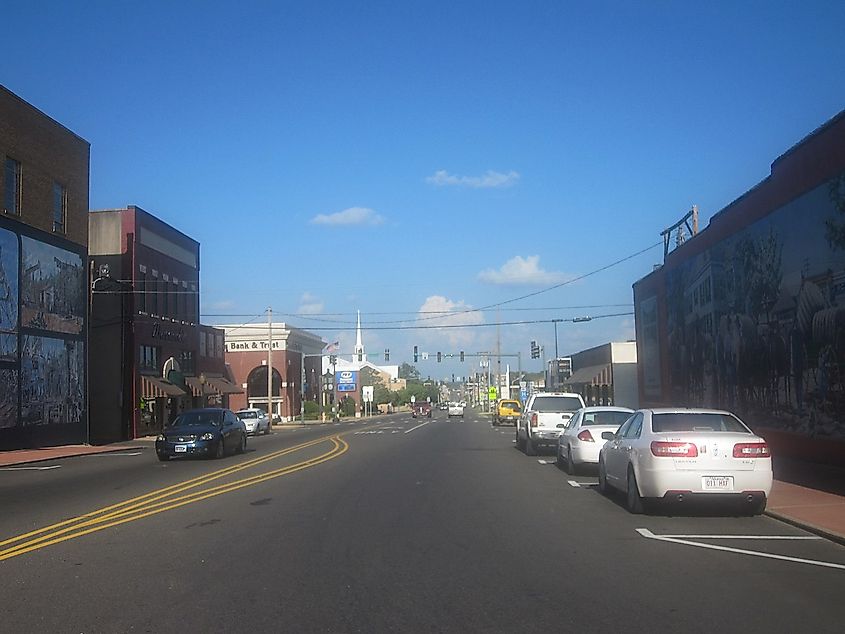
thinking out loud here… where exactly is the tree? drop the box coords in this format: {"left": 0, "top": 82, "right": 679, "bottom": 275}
{"left": 399, "top": 362, "right": 420, "bottom": 381}
{"left": 360, "top": 366, "right": 391, "bottom": 404}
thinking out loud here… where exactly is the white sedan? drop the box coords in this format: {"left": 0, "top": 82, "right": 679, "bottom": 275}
{"left": 556, "top": 406, "right": 634, "bottom": 474}
{"left": 598, "top": 408, "right": 772, "bottom": 515}
{"left": 236, "top": 408, "right": 271, "bottom": 435}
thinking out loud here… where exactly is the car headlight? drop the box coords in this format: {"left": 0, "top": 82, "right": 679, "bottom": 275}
{"left": 200, "top": 432, "right": 215, "bottom": 441}
{"left": 156, "top": 434, "right": 166, "bottom": 442}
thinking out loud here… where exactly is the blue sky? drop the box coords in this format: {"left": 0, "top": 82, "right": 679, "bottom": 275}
{"left": 4, "top": 1, "right": 844, "bottom": 379}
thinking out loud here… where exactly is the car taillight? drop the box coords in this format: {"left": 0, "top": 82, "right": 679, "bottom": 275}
{"left": 530, "top": 413, "right": 538, "bottom": 428}
{"left": 733, "top": 442, "right": 771, "bottom": 458}
{"left": 577, "top": 430, "right": 594, "bottom": 442}
{"left": 650, "top": 441, "right": 698, "bottom": 457}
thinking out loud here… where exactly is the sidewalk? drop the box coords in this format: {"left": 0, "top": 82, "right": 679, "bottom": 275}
{"left": 2, "top": 439, "right": 843, "bottom": 544}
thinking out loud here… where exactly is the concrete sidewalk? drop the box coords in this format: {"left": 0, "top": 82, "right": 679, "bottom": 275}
{"left": 2, "top": 439, "right": 843, "bottom": 544}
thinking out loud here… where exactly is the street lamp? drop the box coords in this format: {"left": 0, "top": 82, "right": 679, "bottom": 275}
{"left": 199, "top": 372, "right": 207, "bottom": 407}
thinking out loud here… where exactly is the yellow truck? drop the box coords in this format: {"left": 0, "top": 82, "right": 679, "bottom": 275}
{"left": 493, "top": 399, "right": 522, "bottom": 426}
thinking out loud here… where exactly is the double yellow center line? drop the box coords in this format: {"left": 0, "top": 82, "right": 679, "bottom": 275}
{"left": 0, "top": 433, "right": 348, "bottom": 562}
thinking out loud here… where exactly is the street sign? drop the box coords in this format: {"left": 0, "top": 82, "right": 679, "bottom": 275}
{"left": 362, "top": 386, "right": 374, "bottom": 402}
{"left": 411, "top": 395, "right": 416, "bottom": 403}
{"left": 520, "top": 388, "right": 528, "bottom": 402}
{"left": 488, "top": 386, "right": 497, "bottom": 400}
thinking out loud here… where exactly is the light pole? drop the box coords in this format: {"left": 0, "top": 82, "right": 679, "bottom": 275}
{"left": 199, "top": 372, "right": 207, "bottom": 407}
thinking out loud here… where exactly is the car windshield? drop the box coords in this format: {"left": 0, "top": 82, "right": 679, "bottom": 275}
{"left": 169, "top": 411, "right": 221, "bottom": 427}
{"left": 581, "top": 411, "right": 632, "bottom": 426}
{"left": 532, "top": 397, "right": 583, "bottom": 412}
{"left": 651, "top": 413, "right": 750, "bottom": 433}
{"left": 238, "top": 411, "right": 258, "bottom": 419}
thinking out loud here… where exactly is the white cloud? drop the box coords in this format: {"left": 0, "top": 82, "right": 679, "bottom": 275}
{"left": 478, "top": 255, "right": 572, "bottom": 286}
{"left": 297, "top": 292, "right": 324, "bottom": 315}
{"left": 206, "top": 299, "right": 235, "bottom": 310}
{"left": 417, "top": 295, "right": 484, "bottom": 348}
{"left": 310, "top": 207, "right": 385, "bottom": 226}
{"left": 425, "top": 169, "right": 520, "bottom": 189}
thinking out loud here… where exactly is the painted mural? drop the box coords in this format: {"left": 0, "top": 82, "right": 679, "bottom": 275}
{"left": 20, "top": 335, "right": 84, "bottom": 426}
{"left": 0, "top": 227, "right": 18, "bottom": 361}
{"left": 21, "top": 237, "right": 84, "bottom": 334}
{"left": 0, "top": 369, "right": 18, "bottom": 429}
{"left": 661, "top": 170, "right": 845, "bottom": 440}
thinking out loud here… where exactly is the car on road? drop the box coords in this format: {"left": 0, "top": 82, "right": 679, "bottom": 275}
{"left": 156, "top": 408, "right": 247, "bottom": 461}
{"left": 236, "top": 408, "right": 271, "bottom": 435}
{"left": 493, "top": 399, "right": 522, "bottom": 426}
{"left": 556, "top": 406, "right": 634, "bottom": 474}
{"left": 598, "top": 408, "right": 772, "bottom": 515}
{"left": 516, "top": 392, "right": 585, "bottom": 455}
{"left": 412, "top": 401, "right": 432, "bottom": 418}
{"left": 448, "top": 402, "right": 465, "bottom": 418}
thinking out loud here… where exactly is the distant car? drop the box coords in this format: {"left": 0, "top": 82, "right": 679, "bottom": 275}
{"left": 236, "top": 408, "right": 271, "bottom": 435}
{"left": 516, "top": 392, "right": 585, "bottom": 455}
{"left": 493, "top": 399, "right": 522, "bottom": 426}
{"left": 556, "top": 406, "right": 634, "bottom": 474}
{"left": 598, "top": 408, "right": 772, "bottom": 515}
{"left": 438, "top": 402, "right": 449, "bottom": 411}
{"left": 156, "top": 408, "right": 247, "bottom": 461}
{"left": 448, "top": 402, "right": 464, "bottom": 418}
{"left": 412, "top": 402, "right": 432, "bottom": 418}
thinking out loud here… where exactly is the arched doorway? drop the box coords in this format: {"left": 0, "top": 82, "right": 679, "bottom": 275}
{"left": 246, "top": 366, "right": 282, "bottom": 419}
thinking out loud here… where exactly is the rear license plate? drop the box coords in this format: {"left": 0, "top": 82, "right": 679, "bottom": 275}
{"left": 174, "top": 445, "right": 187, "bottom": 453}
{"left": 702, "top": 476, "right": 733, "bottom": 490}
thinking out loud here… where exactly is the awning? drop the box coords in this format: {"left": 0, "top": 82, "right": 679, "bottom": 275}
{"left": 563, "top": 364, "right": 611, "bottom": 386}
{"left": 141, "top": 375, "right": 186, "bottom": 399}
{"left": 206, "top": 376, "right": 244, "bottom": 395}
{"left": 184, "top": 376, "right": 204, "bottom": 397}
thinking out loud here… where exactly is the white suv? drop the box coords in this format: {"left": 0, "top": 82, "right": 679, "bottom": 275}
{"left": 516, "top": 392, "right": 585, "bottom": 456}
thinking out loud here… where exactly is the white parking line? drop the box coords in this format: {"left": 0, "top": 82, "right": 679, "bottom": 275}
{"left": 568, "top": 480, "right": 580, "bottom": 487}
{"left": 0, "top": 465, "right": 62, "bottom": 471}
{"left": 87, "top": 452, "right": 143, "bottom": 457}
{"left": 636, "top": 528, "right": 844, "bottom": 570}
{"left": 656, "top": 533, "right": 822, "bottom": 540}
{"left": 404, "top": 421, "right": 432, "bottom": 434}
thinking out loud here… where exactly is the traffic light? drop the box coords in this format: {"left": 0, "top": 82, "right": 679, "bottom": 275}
{"left": 385, "top": 348, "right": 389, "bottom": 361}
{"left": 413, "top": 345, "right": 418, "bottom": 362}
{"left": 437, "top": 351, "right": 442, "bottom": 362}
{"left": 460, "top": 351, "right": 464, "bottom": 362}
{"left": 530, "top": 340, "right": 540, "bottom": 359}
{"left": 329, "top": 355, "right": 337, "bottom": 365}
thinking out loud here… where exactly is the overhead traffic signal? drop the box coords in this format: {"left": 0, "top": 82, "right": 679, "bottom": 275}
{"left": 530, "top": 340, "right": 541, "bottom": 359}
{"left": 460, "top": 351, "right": 464, "bottom": 362}
{"left": 385, "top": 349, "right": 390, "bottom": 361}
{"left": 413, "top": 345, "right": 418, "bottom": 362}
{"left": 437, "top": 351, "right": 442, "bottom": 362}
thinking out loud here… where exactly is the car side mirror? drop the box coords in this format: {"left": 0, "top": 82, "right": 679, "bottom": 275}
{"left": 601, "top": 431, "right": 615, "bottom": 441}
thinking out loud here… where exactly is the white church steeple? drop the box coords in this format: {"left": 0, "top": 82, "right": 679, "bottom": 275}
{"left": 353, "top": 310, "right": 365, "bottom": 362}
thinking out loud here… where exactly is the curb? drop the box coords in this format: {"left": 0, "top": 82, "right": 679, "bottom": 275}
{"left": 765, "top": 509, "right": 845, "bottom": 547}
{"left": 0, "top": 445, "right": 148, "bottom": 467}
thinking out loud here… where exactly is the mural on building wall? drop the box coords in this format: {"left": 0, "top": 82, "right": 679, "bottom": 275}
{"left": 658, "top": 170, "right": 845, "bottom": 440}
{"left": 20, "top": 237, "right": 84, "bottom": 334}
{"left": 0, "top": 228, "right": 18, "bottom": 362}
{"left": 20, "top": 335, "right": 84, "bottom": 426}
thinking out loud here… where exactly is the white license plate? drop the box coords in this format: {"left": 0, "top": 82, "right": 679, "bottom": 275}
{"left": 702, "top": 476, "right": 733, "bottom": 490}
{"left": 174, "top": 445, "right": 187, "bottom": 453}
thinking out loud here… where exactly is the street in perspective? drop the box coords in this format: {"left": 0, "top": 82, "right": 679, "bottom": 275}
{"left": 2, "top": 3, "right": 845, "bottom": 633}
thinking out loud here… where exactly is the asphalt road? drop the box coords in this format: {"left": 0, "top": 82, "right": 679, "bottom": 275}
{"left": 2, "top": 409, "right": 845, "bottom": 633}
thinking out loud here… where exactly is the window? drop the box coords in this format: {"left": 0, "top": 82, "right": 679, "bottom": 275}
{"left": 215, "top": 335, "right": 223, "bottom": 358}
{"left": 162, "top": 274, "right": 170, "bottom": 319}
{"left": 178, "top": 350, "right": 194, "bottom": 374}
{"left": 150, "top": 271, "right": 159, "bottom": 316}
{"left": 189, "top": 284, "right": 197, "bottom": 323}
{"left": 200, "top": 331, "right": 207, "bottom": 357}
{"left": 139, "top": 345, "right": 160, "bottom": 371}
{"left": 52, "top": 182, "right": 66, "bottom": 233}
{"left": 4, "top": 158, "right": 21, "bottom": 215}
{"left": 137, "top": 270, "right": 147, "bottom": 314}
{"left": 651, "top": 412, "right": 750, "bottom": 434}
{"left": 623, "top": 414, "right": 643, "bottom": 439}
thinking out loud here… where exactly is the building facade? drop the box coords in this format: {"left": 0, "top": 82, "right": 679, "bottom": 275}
{"left": 221, "top": 322, "right": 325, "bottom": 421}
{"left": 633, "top": 109, "right": 845, "bottom": 464}
{"left": 0, "top": 85, "right": 89, "bottom": 450}
{"left": 560, "top": 342, "right": 639, "bottom": 409}
{"left": 88, "top": 206, "right": 240, "bottom": 442}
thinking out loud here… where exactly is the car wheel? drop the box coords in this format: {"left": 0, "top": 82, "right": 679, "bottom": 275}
{"left": 237, "top": 433, "right": 246, "bottom": 454}
{"left": 566, "top": 448, "right": 577, "bottom": 476}
{"left": 598, "top": 459, "right": 609, "bottom": 494}
{"left": 515, "top": 431, "right": 524, "bottom": 450}
{"left": 555, "top": 446, "right": 565, "bottom": 469}
{"left": 215, "top": 439, "right": 225, "bottom": 459}
{"left": 157, "top": 453, "right": 169, "bottom": 462}
{"left": 626, "top": 466, "right": 645, "bottom": 514}
{"left": 748, "top": 497, "right": 767, "bottom": 516}
{"left": 524, "top": 436, "right": 536, "bottom": 456}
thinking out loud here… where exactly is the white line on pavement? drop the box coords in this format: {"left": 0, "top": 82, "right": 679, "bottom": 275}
{"left": 0, "top": 465, "right": 62, "bottom": 471}
{"left": 656, "top": 534, "right": 822, "bottom": 540}
{"left": 568, "top": 480, "right": 580, "bottom": 487}
{"left": 635, "top": 528, "right": 844, "bottom": 570}
{"left": 87, "top": 452, "right": 143, "bottom": 457}
{"left": 404, "top": 421, "right": 432, "bottom": 434}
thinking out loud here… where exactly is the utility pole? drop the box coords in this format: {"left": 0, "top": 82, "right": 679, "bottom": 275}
{"left": 267, "top": 307, "right": 273, "bottom": 421}
{"left": 300, "top": 350, "right": 306, "bottom": 424}
{"left": 496, "top": 308, "right": 502, "bottom": 407}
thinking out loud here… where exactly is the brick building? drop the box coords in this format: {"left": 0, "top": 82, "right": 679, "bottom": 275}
{"left": 0, "top": 85, "right": 89, "bottom": 450}
{"left": 88, "top": 206, "right": 241, "bottom": 442}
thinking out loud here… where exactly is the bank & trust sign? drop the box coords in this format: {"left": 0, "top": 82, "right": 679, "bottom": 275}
{"left": 227, "top": 340, "right": 283, "bottom": 352}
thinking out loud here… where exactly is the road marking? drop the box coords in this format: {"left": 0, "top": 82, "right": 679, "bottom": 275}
{"left": 537, "top": 459, "right": 554, "bottom": 465}
{"left": 568, "top": 480, "right": 580, "bottom": 487}
{"left": 0, "top": 465, "right": 62, "bottom": 471}
{"left": 655, "top": 533, "right": 822, "bottom": 540}
{"left": 635, "top": 528, "right": 845, "bottom": 571}
{"left": 404, "top": 421, "right": 432, "bottom": 434}
{"left": 86, "top": 452, "right": 143, "bottom": 457}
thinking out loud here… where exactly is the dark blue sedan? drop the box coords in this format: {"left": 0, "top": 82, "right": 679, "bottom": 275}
{"left": 156, "top": 408, "right": 247, "bottom": 461}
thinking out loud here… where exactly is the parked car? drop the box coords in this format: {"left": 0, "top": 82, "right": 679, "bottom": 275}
{"left": 236, "top": 408, "right": 271, "bottom": 435}
{"left": 448, "top": 402, "right": 465, "bottom": 418}
{"left": 412, "top": 401, "right": 432, "bottom": 418}
{"left": 516, "top": 392, "right": 585, "bottom": 455}
{"left": 598, "top": 408, "right": 772, "bottom": 515}
{"left": 556, "top": 406, "right": 634, "bottom": 474}
{"left": 493, "top": 399, "right": 522, "bottom": 426}
{"left": 156, "top": 408, "right": 247, "bottom": 461}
